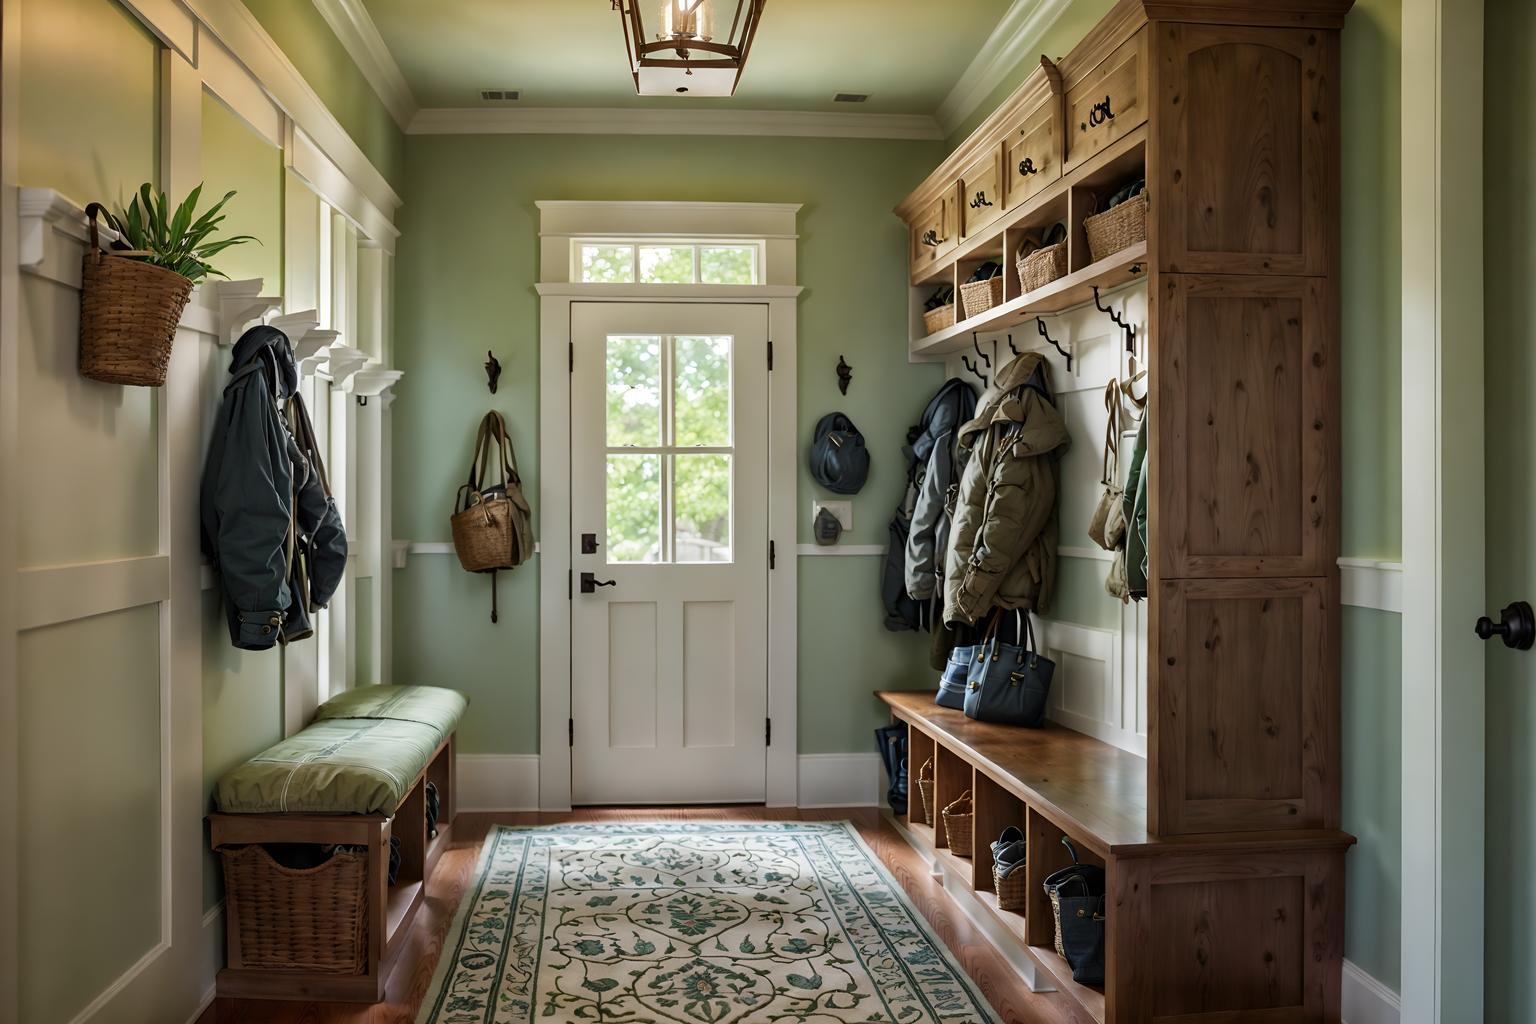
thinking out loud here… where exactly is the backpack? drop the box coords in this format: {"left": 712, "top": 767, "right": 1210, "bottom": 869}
{"left": 808, "top": 412, "right": 870, "bottom": 494}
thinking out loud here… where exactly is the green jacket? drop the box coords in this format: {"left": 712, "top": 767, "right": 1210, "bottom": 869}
{"left": 1123, "top": 417, "right": 1149, "bottom": 598}
{"left": 943, "top": 352, "right": 1070, "bottom": 626}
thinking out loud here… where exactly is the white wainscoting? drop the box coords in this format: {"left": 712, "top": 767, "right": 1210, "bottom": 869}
{"left": 1342, "top": 959, "right": 1402, "bottom": 1024}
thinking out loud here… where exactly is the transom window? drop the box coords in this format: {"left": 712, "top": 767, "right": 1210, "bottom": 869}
{"left": 605, "top": 334, "right": 733, "bottom": 564}
{"left": 576, "top": 239, "right": 761, "bottom": 285}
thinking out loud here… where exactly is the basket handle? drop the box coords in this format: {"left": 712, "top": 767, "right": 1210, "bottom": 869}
{"left": 83, "top": 202, "right": 150, "bottom": 259}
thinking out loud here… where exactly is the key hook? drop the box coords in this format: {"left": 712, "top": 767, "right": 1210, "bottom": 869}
{"left": 1036, "top": 317, "right": 1073, "bottom": 372}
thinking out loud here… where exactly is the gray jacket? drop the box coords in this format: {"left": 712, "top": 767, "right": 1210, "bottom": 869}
{"left": 904, "top": 378, "right": 978, "bottom": 600}
{"left": 201, "top": 326, "right": 346, "bottom": 650}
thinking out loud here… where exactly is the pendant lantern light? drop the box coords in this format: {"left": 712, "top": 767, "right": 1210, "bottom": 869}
{"left": 613, "top": 0, "right": 767, "bottom": 97}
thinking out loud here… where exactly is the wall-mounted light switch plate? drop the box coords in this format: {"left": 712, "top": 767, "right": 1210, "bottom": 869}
{"left": 812, "top": 500, "right": 853, "bottom": 531}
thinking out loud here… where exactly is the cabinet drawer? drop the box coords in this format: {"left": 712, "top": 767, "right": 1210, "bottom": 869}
{"left": 1065, "top": 28, "right": 1147, "bottom": 171}
{"left": 1005, "top": 101, "right": 1059, "bottom": 210}
{"left": 909, "top": 190, "right": 956, "bottom": 277}
{"left": 958, "top": 148, "right": 1004, "bottom": 238}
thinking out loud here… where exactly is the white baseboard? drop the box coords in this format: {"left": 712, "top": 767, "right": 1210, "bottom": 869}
{"left": 456, "top": 754, "right": 541, "bottom": 811}
{"left": 1342, "top": 959, "right": 1400, "bottom": 1024}
{"left": 797, "top": 753, "right": 883, "bottom": 808}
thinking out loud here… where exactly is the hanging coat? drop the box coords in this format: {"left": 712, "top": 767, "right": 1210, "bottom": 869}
{"left": 943, "top": 352, "right": 1070, "bottom": 628}
{"left": 201, "top": 326, "right": 347, "bottom": 651}
{"left": 904, "top": 377, "right": 979, "bottom": 602}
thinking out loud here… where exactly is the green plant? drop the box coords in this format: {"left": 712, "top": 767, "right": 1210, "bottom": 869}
{"left": 104, "top": 182, "right": 258, "bottom": 284}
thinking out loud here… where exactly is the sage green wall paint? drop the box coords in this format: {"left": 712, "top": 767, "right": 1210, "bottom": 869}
{"left": 241, "top": 0, "right": 405, "bottom": 188}
{"left": 201, "top": 590, "right": 284, "bottom": 912}
{"left": 17, "top": 0, "right": 160, "bottom": 203}
{"left": 391, "top": 133, "right": 942, "bottom": 755}
{"left": 1341, "top": 605, "right": 1402, "bottom": 989}
{"left": 19, "top": 607, "right": 163, "bottom": 1024}
{"left": 201, "top": 90, "right": 284, "bottom": 291}
{"left": 1049, "top": 557, "right": 1121, "bottom": 631}
{"left": 1484, "top": 0, "right": 1536, "bottom": 1013}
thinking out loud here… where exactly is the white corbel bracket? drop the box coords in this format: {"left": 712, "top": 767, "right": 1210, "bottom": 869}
{"left": 18, "top": 188, "right": 118, "bottom": 289}
{"left": 294, "top": 329, "right": 339, "bottom": 376}
{"left": 348, "top": 367, "right": 404, "bottom": 408}
{"left": 212, "top": 279, "right": 282, "bottom": 347}
{"left": 391, "top": 539, "right": 411, "bottom": 570}
{"left": 318, "top": 343, "right": 370, "bottom": 388}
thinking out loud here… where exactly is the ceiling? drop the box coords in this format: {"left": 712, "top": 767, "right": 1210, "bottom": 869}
{"left": 358, "top": 0, "right": 1017, "bottom": 115}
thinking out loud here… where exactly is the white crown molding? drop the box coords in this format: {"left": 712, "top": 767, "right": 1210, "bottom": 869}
{"left": 408, "top": 106, "right": 944, "bottom": 141}
{"left": 935, "top": 0, "right": 1075, "bottom": 136}
{"left": 308, "top": 0, "right": 418, "bottom": 130}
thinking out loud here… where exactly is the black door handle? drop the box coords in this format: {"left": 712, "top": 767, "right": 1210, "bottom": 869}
{"left": 580, "top": 572, "right": 616, "bottom": 595}
{"left": 1476, "top": 600, "right": 1535, "bottom": 650}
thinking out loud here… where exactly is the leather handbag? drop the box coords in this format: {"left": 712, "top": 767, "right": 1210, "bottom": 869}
{"left": 1043, "top": 838, "right": 1106, "bottom": 985}
{"left": 963, "top": 610, "right": 1053, "bottom": 727}
{"left": 1088, "top": 378, "right": 1127, "bottom": 551}
{"left": 450, "top": 412, "right": 534, "bottom": 621}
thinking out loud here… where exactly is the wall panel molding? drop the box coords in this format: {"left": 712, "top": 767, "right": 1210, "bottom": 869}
{"left": 16, "top": 557, "right": 170, "bottom": 631}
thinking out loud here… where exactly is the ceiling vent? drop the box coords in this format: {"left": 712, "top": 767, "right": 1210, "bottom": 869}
{"left": 833, "top": 92, "right": 869, "bottom": 103}
{"left": 480, "top": 89, "right": 520, "bottom": 102}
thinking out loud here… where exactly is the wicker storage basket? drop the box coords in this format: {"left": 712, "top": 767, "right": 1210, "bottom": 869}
{"left": 78, "top": 203, "right": 193, "bottom": 387}
{"left": 1016, "top": 242, "right": 1068, "bottom": 294}
{"left": 1083, "top": 191, "right": 1149, "bottom": 263}
{"left": 993, "top": 860, "right": 1030, "bottom": 912}
{"left": 219, "top": 844, "right": 369, "bottom": 974}
{"left": 942, "top": 790, "right": 975, "bottom": 857}
{"left": 960, "top": 276, "right": 1005, "bottom": 320}
{"left": 922, "top": 303, "right": 956, "bottom": 336}
{"left": 915, "top": 757, "right": 936, "bottom": 825}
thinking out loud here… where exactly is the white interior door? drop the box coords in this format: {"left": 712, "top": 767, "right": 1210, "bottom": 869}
{"left": 569, "top": 302, "right": 769, "bottom": 804}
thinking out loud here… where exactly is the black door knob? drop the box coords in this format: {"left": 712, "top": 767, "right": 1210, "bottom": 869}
{"left": 580, "top": 572, "right": 616, "bottom": 595}
{"left": 1475, "top": 600, "right": 1535, "bottom": 650}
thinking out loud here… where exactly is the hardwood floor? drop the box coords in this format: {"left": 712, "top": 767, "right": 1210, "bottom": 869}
{"left": 198, "top": 807, "right": 1088, "bottom": 1024}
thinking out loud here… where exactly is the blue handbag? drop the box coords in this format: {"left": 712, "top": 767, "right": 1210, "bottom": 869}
{"left": 963, "top": 610, "right": 1053, "bottom": 727}
{"left": 935, "top": 644, "right": 975, "bottom": 710}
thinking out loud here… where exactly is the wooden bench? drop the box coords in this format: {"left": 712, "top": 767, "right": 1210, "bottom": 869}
{"left": 208, "top": 687, "right": 462, "bottom": 1003}
{"left": 880, "top": 691, "right": 1354, "bottom": 1024}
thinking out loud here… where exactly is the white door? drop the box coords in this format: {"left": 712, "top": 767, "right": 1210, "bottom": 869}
{"left": 569, "top": 303, "right": 770, "bottom": 804}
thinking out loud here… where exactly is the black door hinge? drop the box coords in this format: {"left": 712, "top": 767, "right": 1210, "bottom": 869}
{"left": 569, "top": 342, "right": 575, "bottom": 372}
{"left": 765, "top": 718, "right": 772, "bottom": 747}
{"left": 568, "top": 718, "right": 575, "bottom": 746}
{"left": 767, "top": 341, "right": 774, "bottom": 371}
{"left": 567, "top": 568, "right": 572, "bottom": 600}
{"left": 769, "top": 539, "right": 776, "bottom": 570}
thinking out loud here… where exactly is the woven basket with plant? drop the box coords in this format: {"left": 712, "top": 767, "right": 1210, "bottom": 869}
{"left": 81, "top": 183, "right": 255, "bottom": 387}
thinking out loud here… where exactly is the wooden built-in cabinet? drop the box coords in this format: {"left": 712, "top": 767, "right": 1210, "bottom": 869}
{"left": 890, "top": 1, "right": 1353, "bottom": 1021}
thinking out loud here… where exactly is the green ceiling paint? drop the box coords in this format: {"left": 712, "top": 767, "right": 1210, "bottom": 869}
{"left": 362, "top": 0, "right": 1011, "bottom": 113}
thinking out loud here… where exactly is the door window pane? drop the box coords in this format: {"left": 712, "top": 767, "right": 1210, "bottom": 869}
{"left": 674, "top": 454, "right": 731, "bottom": 562}
{"left": 581, "top": 244, "right": 635, "bottom": 283}
{"left": 606, "top": 336, "right": 663, "bottom": 447}
{"left": 700, "top": 246, "right": 756, "bottom": 285}
{"left": 639, "top": 245, "right": 695, "bottom": 284}
{"left": 607, "top": 454, "right": 662, "bottom": 562}
{"left": 673, "top": 336, "right": 732, "bottom": 447}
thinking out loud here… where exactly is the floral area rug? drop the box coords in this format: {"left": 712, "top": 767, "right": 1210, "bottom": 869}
{"left": 417, "top": 821, "right": 1002, "bottom": 1024}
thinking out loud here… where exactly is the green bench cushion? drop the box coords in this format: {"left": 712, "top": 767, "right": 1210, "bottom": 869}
{"left": 214, "top": 685, "right": 467, "bottom": 816}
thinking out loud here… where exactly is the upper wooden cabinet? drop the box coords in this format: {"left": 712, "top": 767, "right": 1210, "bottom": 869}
{"left": 958, "top": 148, "right": 1005, "bottom": 239}
{"left": 908, "top": 187, "right": 956, "bottom": 278}
{"left": 1005, "top": 100, "right": 1060, "bottom": 210}
{"left": 1064, "top": 28, "right": 1148, "bottom": 172}
{"left": 1149, "top": 23, "right": 1338, "bottom": 276}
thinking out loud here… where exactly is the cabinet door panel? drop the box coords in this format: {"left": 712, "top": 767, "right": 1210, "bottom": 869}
{"left": 959, "top": 148, "right": 1004, "bottom": 238}
{"left": 1065, "top": 28, "right": 1147, "bottom": 171}
{"left": 1150, "top": 576, "right": 1337, "bottom": 835}
{"left": 1154, "top": 274, "right": 1335, "bottom": 578}
{"left": 1005, "top": 101, "right": 1060, "bottom": 210}
{"left": 908, "top": 188, "right": 956, "bottom": 279}
{"left": 1151, "top": 23, "right": 1336, "bottom": 275}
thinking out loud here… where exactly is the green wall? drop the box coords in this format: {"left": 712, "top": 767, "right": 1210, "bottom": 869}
{"left": 200, "top": 91, "right": 284, "bottom": 290}
{"left": 241, "top": 0, "right": 405, "bottom": 189}
{"left": 391, "top": 133, "right": 945, "bottom": 755}
{"left": 1484, "top": 0, "right": 1536, "bottom": 1014}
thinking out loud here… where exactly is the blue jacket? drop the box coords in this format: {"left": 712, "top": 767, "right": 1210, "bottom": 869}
{"left": 200, "top": 326, "right": 347, "bottom": 650}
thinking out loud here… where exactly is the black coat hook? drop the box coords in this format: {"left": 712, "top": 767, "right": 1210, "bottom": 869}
{"left": 485, "top": 350, "right": 502, "bottom": 394}
{"left": 962, "top": 355, "right": 988, "bottom": 388}
{"left": 836, "top": 355, "right": 853, "bottom": 395}
{"left": 1036, "top": 317, "right": 1073, "bottom": 371}
{"left": 971, "top": 332, "right": 991, "bottom": 368}
{"left": 1092, "top": 286, "right": 1136, "bottom": 352}
{"left": 1007, "top": 333, "right": 1020, "bottom": 358}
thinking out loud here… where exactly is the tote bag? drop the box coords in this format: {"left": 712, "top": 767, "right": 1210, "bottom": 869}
{"left": 963, "top": 610, "right": 1054, "bottom": 727}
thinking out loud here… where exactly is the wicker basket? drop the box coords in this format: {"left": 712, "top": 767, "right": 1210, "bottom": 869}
{"left": 1016, "top": 242, "right": 1068, "bottom": 294}
{"left": 1083, "top": 191, "right": 1149, "bottom": 263}
{"left": 959, "top": 276, "right": 1005, "bottom": 320}
{"left": 942, "top": 790, "right": 975, "bottom": 857}
{"left": 78, "top": 204, "right": 193, "bottom": 387}
{"left": 993, "top": 860, "right": 1030, "bottom": 912}
{"left": 922, "top": 303, "right": 956, "bottom": 336}
{"left": 915, "top": 758, "right": 936, "bottom": 825}
{"left": 219, "top": 844, "right": 369, "bottom": 974}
